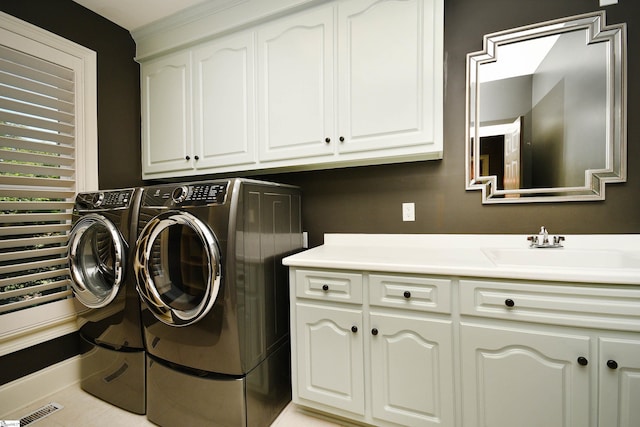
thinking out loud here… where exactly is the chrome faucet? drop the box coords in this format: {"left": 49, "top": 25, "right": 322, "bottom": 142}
{"left": 527, "top": 226, "right": 565, "bottom": 248}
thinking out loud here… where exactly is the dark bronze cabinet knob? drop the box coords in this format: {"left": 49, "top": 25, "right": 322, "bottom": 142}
{"left": 577, "top": 356, "right": 588, "bottom": 366}
{"left": 505, "top": 299, "right": 515, "bottom": 307}
{"left": 403, "top": 291, "right": 411, "bottom": 299}
{"left": 351, "top": 326, "right": 358, "bottom": 333}
{"left": 325, "top": 137, "right": 331, "bottom": 143}
{"left": 371, "top": 328, "right": 379, "bottom": 335}
{"left": 607, "top": 360, "right": 618, "bottom": 369}
{"left": 322, "top": 284, "right": 329, "bottom": 291}
{"left": 185, "top": 155, "right": 191, "bottom": 160}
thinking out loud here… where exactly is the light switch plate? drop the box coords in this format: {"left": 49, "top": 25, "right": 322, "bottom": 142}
{"left": 599, "top": 0, "right": 618, "bottom": 5}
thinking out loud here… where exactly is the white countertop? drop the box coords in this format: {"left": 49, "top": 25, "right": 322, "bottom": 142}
{"left": 283, "top": 234, "right": 640, "bottom": 285}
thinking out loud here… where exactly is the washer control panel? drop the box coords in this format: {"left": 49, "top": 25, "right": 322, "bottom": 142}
{"left": 144, "top": 181, "right": 229, "bottom": 207}
{"left": 75, "top": 189, "right": 134, "bottom": 210}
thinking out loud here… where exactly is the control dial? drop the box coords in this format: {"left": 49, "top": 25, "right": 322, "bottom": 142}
{"left": 91, "top": 192, "right": 105, "bottom": 207}
{"left": 172, "top": 186, "right": 189, "bottom": 203}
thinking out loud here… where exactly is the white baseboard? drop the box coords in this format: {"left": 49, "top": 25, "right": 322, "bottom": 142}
{"left": 0, "top": 355, "right": 82, "bottom": 418}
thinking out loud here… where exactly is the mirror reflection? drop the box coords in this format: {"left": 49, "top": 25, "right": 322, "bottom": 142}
{"left": 466, "top": 11, "right": 626, "bottom": 203}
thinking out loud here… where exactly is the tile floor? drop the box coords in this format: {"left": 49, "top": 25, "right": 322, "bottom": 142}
{"left": 3, "top": 382, "right": 346, "bottom": 427}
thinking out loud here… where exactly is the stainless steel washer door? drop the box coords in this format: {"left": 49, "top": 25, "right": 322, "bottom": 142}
{"left": 68, "top": 213, "right": 126, "bottom": 308}
{"left": 134, "top": 211, "right": 221, "bottom": 327}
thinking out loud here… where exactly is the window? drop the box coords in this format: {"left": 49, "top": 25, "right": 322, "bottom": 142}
{"left": 0, "top": 12, "right": 97, "bottom": 354}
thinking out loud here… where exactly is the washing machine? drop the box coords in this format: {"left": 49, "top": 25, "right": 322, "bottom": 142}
{"left": 134, "top": 178, "right": 302, "bottom": 427}
{"left": 67, "top": 188, "right": 145, "bottom": 414}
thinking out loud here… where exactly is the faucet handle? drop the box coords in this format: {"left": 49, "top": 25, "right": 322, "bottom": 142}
{"left": 552, "top": 235, "right": 566, "bottom": 246}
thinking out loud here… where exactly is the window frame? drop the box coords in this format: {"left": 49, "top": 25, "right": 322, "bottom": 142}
{"left": 0, "top": 11, "right": 98, "bottom": 356}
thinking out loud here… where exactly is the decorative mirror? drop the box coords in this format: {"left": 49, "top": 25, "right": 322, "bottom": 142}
{"left": 466, "top": 11, "right": 626, "bottom": 203}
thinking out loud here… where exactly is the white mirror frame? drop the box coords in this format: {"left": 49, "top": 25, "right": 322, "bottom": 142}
{"left": 465, "top": 11, "right": 627, "bottom": 204}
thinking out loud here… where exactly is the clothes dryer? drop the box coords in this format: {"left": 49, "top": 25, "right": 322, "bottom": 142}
{"left": 67, "top": 188, "right": 145, "bottom": 414}
{"left": 134, "top": 178, "right": 302, "bottom": 427}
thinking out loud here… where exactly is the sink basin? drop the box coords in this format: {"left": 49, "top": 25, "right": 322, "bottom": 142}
{"left": 482, "top": 248, "right": 640, "bottom": 270}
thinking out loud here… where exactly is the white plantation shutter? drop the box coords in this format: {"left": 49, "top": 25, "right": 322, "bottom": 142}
{"left": 0, "top": 12, "right": 97, "bottom": 350}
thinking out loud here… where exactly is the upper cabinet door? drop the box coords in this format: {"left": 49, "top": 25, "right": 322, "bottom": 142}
{"left": 257, "top": 6, "right": 335, "bottom": 162}
{"left": 192, "top": 31, "right": 257, "bottom": 170}
{"left": 141, "top": 50, "right": 193, "bottom": 176}
{"left": 337, "top": 0, "right": 443, "bottom": 157}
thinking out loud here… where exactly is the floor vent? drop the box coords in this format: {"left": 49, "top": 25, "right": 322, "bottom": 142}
{"left": 19, "top": 402, "right": 63, "bottom": 426}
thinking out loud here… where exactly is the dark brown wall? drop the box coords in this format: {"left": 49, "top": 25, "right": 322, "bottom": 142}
{"left": 263, "top": 0, "right": 640, "bottom": 247}
{"left": 2, "top": 0, "right": 143, "bottom": 190}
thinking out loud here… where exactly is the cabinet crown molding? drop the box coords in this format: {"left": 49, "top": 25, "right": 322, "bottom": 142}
{"left": 133, "top": 0, "right": 328, "bottom": 60}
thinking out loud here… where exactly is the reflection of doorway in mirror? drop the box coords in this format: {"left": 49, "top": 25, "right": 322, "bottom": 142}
{"left": 504, "top": 117, "right": 522, "bottom": 197}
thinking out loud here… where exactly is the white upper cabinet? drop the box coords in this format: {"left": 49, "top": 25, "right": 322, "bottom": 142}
{"left": 141, "top": 50, "right": 193, "bottom": 176}
{"left": 139, "top": 0, "right": 443, "bottom": 179}
{"left": 192, "top": 31, "right": 256, "bottom": 170}
{"left": 337, "top": 0, "right": 442, "bottom": 158}
{"left": 257, "top": 6, "right": 335, "bottom": 162}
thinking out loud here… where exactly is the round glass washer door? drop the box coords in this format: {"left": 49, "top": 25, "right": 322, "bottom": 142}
{"left": 68, "top": 213, "right": 126, "bottom": 308}
{"left": 134, "top": 211, "right": 221, "bottom": 327}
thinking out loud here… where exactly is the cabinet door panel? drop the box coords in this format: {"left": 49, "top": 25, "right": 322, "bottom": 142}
{"left": 599, "top": 337, "right": 640, "bottom": 427}
{"left": 461, "top": 323, "right": 591, "bottom": 427}
{"left": 141, "top": 51, "right": 192, "bottom": 175}
{"left": 370, "top": 312, "right": 454, "bottom": 426}
{"left": 295, "top": 303, "right": 365, "bottom": 415}
{"left": 338, "top": 0, "right": 442, "bottom": 155}
{"left": 257, "top": 7, "right": 335, "bottom": 162}
{"left": 193, "top": 32, "right": 256, "bottom": 168}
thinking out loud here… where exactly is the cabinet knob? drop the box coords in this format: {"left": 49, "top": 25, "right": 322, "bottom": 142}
{"left": 351, "top": 326, "right": 358, "bottom": 333}
{"left": 403, "top": 291, "right": 411, "bottom": 299}
{"left": 505, "top": 298, "right": 515, "bottom": 307}
{"left": 325, "top": 137, "right": 331, "bottom": 143}
{"left": 322, "top": 284, "right": 329, "bottom": 291}
{"left": 185, "top": 155, "right": 191, "bottom": 161}
{"left": 371, "top": 328, "right": 378, "bottom": 336}
{"left": 607, "top": 360, "right": 618, "bottom": 369}
{"left": 339, "top": 136, "right": 345, "bottom": 142}
{"left": 577, "top": 356, "right": 589, "bottom": 366}
{"left": 194, "top": 155, "right": 199, "bottom": 161}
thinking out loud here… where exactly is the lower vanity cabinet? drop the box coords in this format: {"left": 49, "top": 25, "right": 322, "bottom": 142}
{"left": 598, "top": 337, "right": 640, "bottom": 427}
{"left": 294, "top": 302, "right": 366, "bottom": 415}
{"left": 460, "top": 279, "right": 640, "bottom": 427}
{"left": 289, "top": 268, "right": 640, "bottom": 427}
{"left": 460, "top": 323, "right": 592, "bottom": 427}
{"left": 290, "top": 269, "right": 455, "bottom": 426}
{"left": 369, "top": 311, "right": 454, "bottom": 426}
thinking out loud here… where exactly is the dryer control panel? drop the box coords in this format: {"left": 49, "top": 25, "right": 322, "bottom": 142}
{"left": 144, "top": 182, "right": 229, "bottom": 207}
{"left": 75, "top": 189, "right": 134, "bottom": 211}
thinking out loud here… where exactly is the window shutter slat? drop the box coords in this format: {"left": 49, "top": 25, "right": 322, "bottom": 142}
{"left": 0, "top": 288, "right": 73, "bottom": 315}
{"left": 1, "top": 84, "right": 74, "bottom": 114}
{"left": 0, "top": 200, "right": 74, "bottom": 210}
{"left": 0, "top": 44, "right": 74, "bottom": 81}
{"left": 0, "top": 148, "right": 74, "bottom": 167}
{"left": 0, "top": 234, "right": 68, "bottom": 249}
{"left": 0, "top": 123, "right": 75, "bottom": 145}
{"left": 0, "top": 258, "right": 69, "bottom": 276}
{"left": 0, "top": 270, "right": 68, "bottom": 290}
{"left": 0, "top": 136, "right": 74, "bottom": 156}
{"left": 0, "top": 247, "right": 68, "bottom": 263}
{"left": 0, "top": 110, "right": 75, "bottom": 135}
{"left": 1, "top": 175, "right": 74, "bottom": 188}
{"left": 0, "top": 70, "right": 74, "bottom": 103}
{"left": 0, "top": 188, "right": 75, "bottom": 200}
{"left": 0, "top": 224, "right": 70, "bottom": 238}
